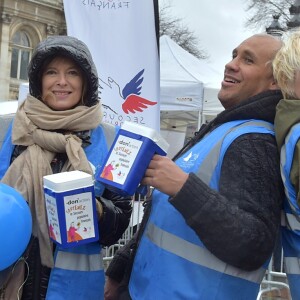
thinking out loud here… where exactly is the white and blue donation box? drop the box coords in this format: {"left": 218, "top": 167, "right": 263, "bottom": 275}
{"left": 43, "top": 170, "right": 99, "bottom": 248}
{"left": 97, "top": 121, "right": 169, "bottom": 196}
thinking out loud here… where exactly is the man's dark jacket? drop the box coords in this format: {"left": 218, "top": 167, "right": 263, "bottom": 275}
{"left": 106, "top": 90, "right": 284, "bottom": 286}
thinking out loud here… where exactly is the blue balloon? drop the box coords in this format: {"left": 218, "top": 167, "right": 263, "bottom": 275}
{"left": 0, "top": 183, "right": 32, "bottom": 271}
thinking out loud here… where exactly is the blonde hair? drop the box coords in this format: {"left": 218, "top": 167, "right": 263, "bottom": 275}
{"left": 273, "top": 31, "right": 300, "bottom": 99}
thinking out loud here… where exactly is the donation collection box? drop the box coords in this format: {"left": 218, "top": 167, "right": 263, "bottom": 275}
{"left": 43, "top": 170, "right": 99, "bottom": 248}
{"left": 97, "top": 121, "right": 169, "bottom": 196}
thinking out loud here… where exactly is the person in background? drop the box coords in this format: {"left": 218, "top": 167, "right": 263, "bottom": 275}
{"left": 0, "top": 35, "right": 132, "bottom": 300}
{"left": 104, "top": 34, "right": 284, "bottom": 300}
{"left": 273, "top": 30, "right": 300, "bottom": 300}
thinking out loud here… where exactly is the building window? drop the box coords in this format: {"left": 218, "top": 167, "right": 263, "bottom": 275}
{"left": 10, "top": 31, "right": 32, "bottom": 80}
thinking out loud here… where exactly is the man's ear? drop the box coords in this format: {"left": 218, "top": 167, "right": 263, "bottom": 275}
{"left": 269, "top": 79, "right": 279, "bottom": 90}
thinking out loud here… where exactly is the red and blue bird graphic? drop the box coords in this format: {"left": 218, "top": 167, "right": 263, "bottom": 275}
{"left": 100, "top": 69, "right": 157, "bottom": 114}
{"left": 121, "top": 69, "right": 157, "bottom": 114}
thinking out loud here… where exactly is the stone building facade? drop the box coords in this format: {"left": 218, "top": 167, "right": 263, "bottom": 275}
{"left": 0, "top": 0, "right": 65, "bottom": 101}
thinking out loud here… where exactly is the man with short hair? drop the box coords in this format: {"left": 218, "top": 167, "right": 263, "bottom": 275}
{"left": 104, "top": 34, "right": 284, "bottom": 300}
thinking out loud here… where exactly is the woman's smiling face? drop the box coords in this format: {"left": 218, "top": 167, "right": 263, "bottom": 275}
{"left": 41, "top": 56, "right": 84, "bottom": 110}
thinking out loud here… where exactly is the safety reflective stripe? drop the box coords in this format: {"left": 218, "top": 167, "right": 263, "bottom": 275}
{"left": 102, "top": 122, "right": 117, "bottom": 148}
{"left": 281, "top": 138, "right": 287, "bottom": 174}
{"left": 239, "top": 120, "right": 274, "bottom": 131}
{"left": 283, "top": 212, "right": 300, "bottom": 231}
{"left": 55, "top": 251, "right": 104, "bottom": 271}
{"left": 197, "top": 137, "right": 221, "bottom": 185}
{"left": 198, "top": 120, "right": 274, "bottom": 186}
{"left": 281, "top": 142, "right": 294, "bottom": 214}
{"left": 285, "top": 257, "right": 300, "bottom": 275}
{"left": 146, "top": 222, "right": 265, "bottom": 284}
{"left": 280, "top": 124, "right": 300, "bottom": 216}
{"left": 281, "top": 123, "right": 300, "bottom": 175}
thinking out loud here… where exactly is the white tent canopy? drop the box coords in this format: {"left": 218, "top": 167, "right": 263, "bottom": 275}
{"left": 159, "top": 35, "right": 224, "bottom": 130}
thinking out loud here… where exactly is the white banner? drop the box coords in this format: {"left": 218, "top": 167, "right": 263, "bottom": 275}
{"left": 63, "top": 0, "right": 160, "bottom": 131}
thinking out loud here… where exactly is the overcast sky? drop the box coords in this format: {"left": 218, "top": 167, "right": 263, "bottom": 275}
{"left": 159, "top": 0, "right": 264, "bottom": 84}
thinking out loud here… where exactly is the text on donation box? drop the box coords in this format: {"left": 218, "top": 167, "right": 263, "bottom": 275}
{"left": 101, "top": 136, "right": 142, "bottom": 185}
{"left": 45, "top": 189, "right": 96, "bottom": 245}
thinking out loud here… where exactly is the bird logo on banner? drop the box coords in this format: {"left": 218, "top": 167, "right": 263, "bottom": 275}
{"left": 99, "top": 69, "right": 157, "bottom": 114}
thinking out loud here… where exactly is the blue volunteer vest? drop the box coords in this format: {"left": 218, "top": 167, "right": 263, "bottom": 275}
{"left": 0, "top": 122, "right": 116, "bottom": 300}
{"left": 129, "top": 120, "right": 274, "bottom": 300}
{"left": 280, "top": 123, "right": 300, "bottom": 300}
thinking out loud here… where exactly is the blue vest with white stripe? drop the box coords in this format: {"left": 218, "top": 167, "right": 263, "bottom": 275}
{"left": 129, "top": 120, "right": 274, "bottom": 300}
{"left": 280, "top": 123, "right": 300, "bottom": 300}
{"left": 0, "top": 122, "right": 116, "bottom": 300}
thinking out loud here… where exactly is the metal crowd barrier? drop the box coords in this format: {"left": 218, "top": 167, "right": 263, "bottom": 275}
{"left": 103, "top": 194, "right": 145, "bottom": 269}
{"left": 257, "top": 251, "right": 291, "bottom": 300}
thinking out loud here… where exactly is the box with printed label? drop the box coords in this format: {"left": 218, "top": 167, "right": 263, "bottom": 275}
{"left": 43, "top": 170, "right": 99, "bottom": 248}
{"left": 97, "top": 121, "right": 169, "bottom": 196}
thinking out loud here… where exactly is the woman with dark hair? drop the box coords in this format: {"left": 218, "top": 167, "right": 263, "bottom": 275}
{"left": 0, "top": 35, "right": 132, "bottom": 300}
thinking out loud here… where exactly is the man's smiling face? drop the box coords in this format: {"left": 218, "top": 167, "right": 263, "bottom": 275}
{"left": 218, "top": 34, "right": 282, "bottom": 109}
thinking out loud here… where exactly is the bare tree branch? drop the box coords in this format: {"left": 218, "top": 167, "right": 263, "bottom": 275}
{"left": 244, "top": 0, "right": 293, "bottom": 31}
{"left": 159, "top": 2, "right": 208, "bottom": 59}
